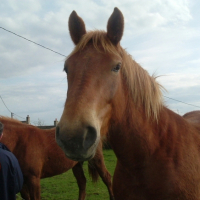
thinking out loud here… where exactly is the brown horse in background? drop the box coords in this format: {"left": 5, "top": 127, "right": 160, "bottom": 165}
{"left": 56, "top": 7, "right": 200, "bottom": 200}
{"left": 183, "top": 110, "right": 200, "bottom": 124}
{"left": 0, "top": 116, "right": 114, "bottom": 200}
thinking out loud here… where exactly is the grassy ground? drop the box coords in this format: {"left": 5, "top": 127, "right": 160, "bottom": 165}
{"left": 17, "top": 149, "right": 116, "bottom": 200}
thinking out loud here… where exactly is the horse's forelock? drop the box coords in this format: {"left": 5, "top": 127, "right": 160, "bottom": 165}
{"left": 67, "top": 31, "right": 121, "bottom": 59}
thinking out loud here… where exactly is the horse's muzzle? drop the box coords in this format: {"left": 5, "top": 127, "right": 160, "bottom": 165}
{"left": 56, "top": 125, "right": 97, "bottom": 161}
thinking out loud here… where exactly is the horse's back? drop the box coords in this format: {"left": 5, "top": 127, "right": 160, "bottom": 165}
{"left": 0, "top": 118, "right": 46, "bottom": 176}
{"left": 183, "top": 110, "right": 200, "bottom": 124}
{"left": 0, "top": 117, "right": 76, "bottom": 177}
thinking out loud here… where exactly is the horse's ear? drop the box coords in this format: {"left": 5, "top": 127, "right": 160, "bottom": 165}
{"left": 107, "top": 7, "right": 124, "bottom": 45}
{"left": 68, "top": 11, "right": 86, "bottom": 45}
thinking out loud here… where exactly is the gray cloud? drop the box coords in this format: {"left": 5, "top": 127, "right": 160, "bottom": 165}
{"left": 0, "top": 0, "right": 200, "bottom": 124}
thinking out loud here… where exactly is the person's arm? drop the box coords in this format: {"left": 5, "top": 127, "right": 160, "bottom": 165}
{"left": 13, "top": 158, "right": 24, "bottom": 193}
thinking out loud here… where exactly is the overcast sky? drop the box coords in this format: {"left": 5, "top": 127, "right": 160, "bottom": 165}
{"left": 0, "top": 0, "right": 200, "bottom": 125}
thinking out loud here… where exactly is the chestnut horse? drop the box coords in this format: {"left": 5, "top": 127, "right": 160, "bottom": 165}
{"left": 56, "top": 7, "right": 200, "bottom": 200}
{"left": 0, "top": 117, "right": 114, "bottom": 200}
{"left": 183, "top": 110, "right": 200, "bottom": 124}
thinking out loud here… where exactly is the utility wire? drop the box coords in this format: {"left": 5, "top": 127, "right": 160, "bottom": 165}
{"left": 0, "top": 95, "right": 25, "bottom": 120}
{"left": 163, "top": 95, "right": 200, "bottom": 109}
{"left": 12, "top": 113, "right": 26, "bottom": 120}
{"left": 0, "top": 26, "right": 66, "bottom": 57}
{"left": 1, "top": 26, "right": 200, "bottom": 110}
{"left": 0, "top": 95, "right": 12, "bottom": 113}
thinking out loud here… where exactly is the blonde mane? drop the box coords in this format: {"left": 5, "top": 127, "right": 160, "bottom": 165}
{"left": 121, "top": 50, "right": 163, "bottom": 120}
{"left": 69, "top": 31, "right": 163, "bottom": 120}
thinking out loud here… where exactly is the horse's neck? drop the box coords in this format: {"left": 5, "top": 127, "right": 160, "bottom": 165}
{"left": 109, "top": 104, "right": 195, "bottom": 169}
{"left": 109, "top": 98, "right": 149, "bottom": 164}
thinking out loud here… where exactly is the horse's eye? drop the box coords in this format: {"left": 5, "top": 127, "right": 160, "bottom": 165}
{"left": 112, "top": 63, "right": 121, "bottom": 72}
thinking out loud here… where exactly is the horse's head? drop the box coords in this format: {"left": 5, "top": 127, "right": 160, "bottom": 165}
{"left": 56, "top": 8, "right": 125, "bottom": 161}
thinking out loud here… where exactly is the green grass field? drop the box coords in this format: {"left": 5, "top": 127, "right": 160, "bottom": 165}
{"left": 17, "top": 149, "right": 116, "bottom": 200}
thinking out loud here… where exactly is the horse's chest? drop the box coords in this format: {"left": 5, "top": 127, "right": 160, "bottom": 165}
{"left": 113, "top": 162, "right": 200, "bottom": 200}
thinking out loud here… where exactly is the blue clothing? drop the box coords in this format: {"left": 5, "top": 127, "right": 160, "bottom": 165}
{"left": 0, "top": 143, "right": 23, "bottom": 200}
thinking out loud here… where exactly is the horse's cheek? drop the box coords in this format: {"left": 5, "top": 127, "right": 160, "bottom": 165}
{"left": 106, "top": 74, "right": 121, "bottom": 100}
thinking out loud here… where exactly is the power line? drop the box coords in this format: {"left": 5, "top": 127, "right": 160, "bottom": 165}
{"left": 12, "top": 113, "right": 26, "bottom": 120}
{"left": 0, "top": 95, "right": 12, "bottom": 113}
{"left": 163, "top": 95, "right": 200, "bottom": 109}
{"left": 0, "top": 26, "right": 66, "bottom": 57}
{"left": 1, "top": 26, "right": 200, "bottom": 110}
{"left": 0, "top": 95, "right": 25, "bottom": 120}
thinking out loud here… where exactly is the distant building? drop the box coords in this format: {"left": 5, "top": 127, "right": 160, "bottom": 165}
{"left": 20, "top": 115, "right": 58, "bottom": 129}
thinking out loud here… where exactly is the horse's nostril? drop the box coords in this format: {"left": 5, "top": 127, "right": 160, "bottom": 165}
{"left": 83, "top": 126, "right": 97, "bottom": 150}
{"left": 55, "top": 125, "right": 97, "bottom": 158}
{"left": 56, "top": 126, "right": 60, "bottom": 137}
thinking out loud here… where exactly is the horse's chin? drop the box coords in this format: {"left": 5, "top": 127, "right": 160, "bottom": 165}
{"left": 63, "top": 142, "right": 98, "bottom": 162}
{"left": 56, "top": 133, "right": 100, "bottom": 162}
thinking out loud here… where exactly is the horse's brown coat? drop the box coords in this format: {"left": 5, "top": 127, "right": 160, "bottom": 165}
{"left": 56, "top": 7, "right": 200, "bottom": 200}
{"left": 183, "top": 110, "right": 200, "bottom": 124}
{"left": 0, "top": 116, "right": 114, "bottom": 200}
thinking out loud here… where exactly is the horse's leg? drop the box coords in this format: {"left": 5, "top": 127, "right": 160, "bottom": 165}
{"left": 89, "top": 146, "right": 114, "bottom": 200}
{"left": 72, "top": 162, "right": 86, "bottom": 200}
{"left": 26, "top": 176, "right": 41, "bottom": 200}
{"left": 20, "top": 183, "right": 31, "bottom": 200}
